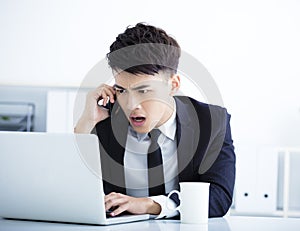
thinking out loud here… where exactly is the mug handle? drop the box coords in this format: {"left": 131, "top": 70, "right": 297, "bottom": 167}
{"left": 166, "top": 190, "right": 181, "bottom": 211}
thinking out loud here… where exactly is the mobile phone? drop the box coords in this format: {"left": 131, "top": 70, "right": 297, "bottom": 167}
{"left": 98, "top": 94, "right": 116, "bottom": 116}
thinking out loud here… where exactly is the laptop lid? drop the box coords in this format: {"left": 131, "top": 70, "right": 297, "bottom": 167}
{"left": 0, "top": 132, "right": 150, "bottom": 225}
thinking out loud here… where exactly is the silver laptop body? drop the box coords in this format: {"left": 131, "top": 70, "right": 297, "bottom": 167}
{"left": 0, "top": 132, "right": 150, "bottom": 225}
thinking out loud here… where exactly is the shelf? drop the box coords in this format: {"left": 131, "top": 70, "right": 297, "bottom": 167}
{"left": 0, "top": 102, "right": 35, "bottom": 132}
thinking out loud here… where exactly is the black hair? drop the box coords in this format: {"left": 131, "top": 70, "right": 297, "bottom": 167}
{"left": 107, "top": 23, "right": 181, "bottom": 75}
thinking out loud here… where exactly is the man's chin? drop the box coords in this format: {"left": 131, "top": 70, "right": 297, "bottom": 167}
{"left": 129, "top": 122, "right": 152, "bottom": 134}
{"left": 130, "top": 126, "right": 150, "bottom": 134}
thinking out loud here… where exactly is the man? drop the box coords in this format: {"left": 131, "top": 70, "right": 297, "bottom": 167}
{"left": 75, "top": 23, "right": 235, "bottom": 219}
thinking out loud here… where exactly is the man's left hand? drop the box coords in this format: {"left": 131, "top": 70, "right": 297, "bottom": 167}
{"left": 104, "top": 192, "right": 161, "bottom": 216}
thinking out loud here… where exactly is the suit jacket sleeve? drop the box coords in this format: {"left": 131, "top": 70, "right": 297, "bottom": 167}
{"left": 198, "top": 109, "right": 236, "bottom": 217}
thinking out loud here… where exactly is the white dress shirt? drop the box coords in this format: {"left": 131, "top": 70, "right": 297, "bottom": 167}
{"left": 123, "top": 101, "right": 179, "bottom": 218}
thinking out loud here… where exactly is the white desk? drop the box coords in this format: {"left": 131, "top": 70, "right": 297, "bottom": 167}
{"left": 1, "top": 216, "right": 300, "bottom": 231}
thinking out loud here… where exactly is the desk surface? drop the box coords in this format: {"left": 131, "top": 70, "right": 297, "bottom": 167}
{"left": 1, "top": 216, "right": 300, "bottom": 231}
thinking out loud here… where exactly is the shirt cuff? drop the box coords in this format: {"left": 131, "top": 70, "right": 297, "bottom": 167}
{"left": 149, "top": 195, "right": 179, "bottom": 219}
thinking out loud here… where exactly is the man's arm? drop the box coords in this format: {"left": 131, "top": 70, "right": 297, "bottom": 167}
{"left": 198, "top": 113, "right": 236, "bottom": 217}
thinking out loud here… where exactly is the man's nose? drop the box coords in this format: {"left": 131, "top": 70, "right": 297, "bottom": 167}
{"left": 126, "top": 94, "right": 141, "bottom": 110}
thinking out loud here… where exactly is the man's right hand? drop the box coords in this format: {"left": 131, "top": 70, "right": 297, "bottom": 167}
{"left": 74, "top": 84, "right": 116, "bottom": 133}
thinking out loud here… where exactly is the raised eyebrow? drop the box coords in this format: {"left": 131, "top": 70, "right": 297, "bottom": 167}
{"left": 113, "top": 84, "right": 126, "bottom": 90}
{"left": 131, "top": 85, "right": 151, "bottom": 91}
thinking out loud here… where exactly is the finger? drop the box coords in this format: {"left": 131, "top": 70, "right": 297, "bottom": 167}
{"left": 104, "top": 192, "right": 121, "bottom": 202}
{"left": 94, "top": 85, "right": 115, "bottom": 100}
{"left": 98, "top": 84, "right": 116, "bottom": 96}
{"left": 101, "top": 90, "right": 113, "bottom": 106}
{"left": 99, "top": 89, "right": 115, "bottom": 106}
{"left": 90, "top": 88, "right": 105, "bottom": 103}
{"left": 100, "top": 93, "right": 108, "bottom": 106}
{"left": 103, "top": 87, "right": 116, "bottom": 104}
{"left": 105, "top": 197, "right": 127, "bottom": 211}
{"left": 104, "top": 192, "right": 121, "bottom": 209}
{"left": 110, "top": 203, "right": 129, "bottom": 217}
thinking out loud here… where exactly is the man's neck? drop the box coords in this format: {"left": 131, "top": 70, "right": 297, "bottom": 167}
{"left": 156, "top": 97, "right": 175, "bottom": 127}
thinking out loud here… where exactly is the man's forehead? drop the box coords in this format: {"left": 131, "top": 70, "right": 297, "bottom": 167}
{"left": 115, "top": 78, "right": 165, "bottom": 89}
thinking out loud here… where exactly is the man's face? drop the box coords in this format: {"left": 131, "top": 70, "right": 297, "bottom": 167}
{"left": 114, "top": 71, "right": 179, "bottom": 133}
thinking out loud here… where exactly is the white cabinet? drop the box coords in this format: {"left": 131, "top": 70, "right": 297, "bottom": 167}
{"left": 234, "top": 146, "right": 278, "bottom": 214}
{"left": 233, "top": 146, "right": 300, "bottom": 217}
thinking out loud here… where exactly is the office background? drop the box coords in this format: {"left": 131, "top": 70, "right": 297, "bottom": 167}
{"left": 0, "top": 0, "right": 299, "bottom": 217}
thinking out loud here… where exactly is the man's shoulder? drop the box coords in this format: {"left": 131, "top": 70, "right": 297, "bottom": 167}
{"left": 174, "top": 96, "right": 228, "bottom": 115}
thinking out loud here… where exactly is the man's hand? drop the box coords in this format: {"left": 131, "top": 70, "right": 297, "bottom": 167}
{"left": 74, "top": 84, "right": 115, "bottom": 133}
{"left": 104, "top": 192, "right": 161, "bottom": 217}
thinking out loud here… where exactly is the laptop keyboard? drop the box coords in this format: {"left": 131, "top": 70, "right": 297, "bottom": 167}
{"left": 106, "top": 210, "right": 134, "bottom": 218}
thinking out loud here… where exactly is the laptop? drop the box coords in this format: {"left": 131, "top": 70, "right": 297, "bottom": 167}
{"left": 0, "top": 131, "right": 151, "bottom": 225}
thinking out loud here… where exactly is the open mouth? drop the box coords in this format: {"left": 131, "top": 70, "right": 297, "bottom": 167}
{"left": 130, "top": 116, "right": 146, "bottom": 126}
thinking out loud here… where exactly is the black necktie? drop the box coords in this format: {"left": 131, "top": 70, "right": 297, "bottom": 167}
{"left": 147, "top": 129, "right": 165, "bottom": 196}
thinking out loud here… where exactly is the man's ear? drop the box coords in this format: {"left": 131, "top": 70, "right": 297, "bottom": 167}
{"left": 169, "top": 74, "right": 181, "bottom": 95}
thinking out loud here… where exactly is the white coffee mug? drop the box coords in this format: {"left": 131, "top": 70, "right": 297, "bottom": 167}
{"left": 167, "top": 182, "right": 210, "bottom": 224}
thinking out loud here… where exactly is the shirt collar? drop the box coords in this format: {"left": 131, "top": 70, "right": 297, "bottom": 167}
{"left": 157, "top": 99, "right": 176, "bottom": 140}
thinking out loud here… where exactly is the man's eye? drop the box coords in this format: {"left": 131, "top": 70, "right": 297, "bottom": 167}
{"left": 138, "top": 89, "right": 150, "bottom": 94}
{"left": 116, "top": 89, "right": 126, "bottom": 94}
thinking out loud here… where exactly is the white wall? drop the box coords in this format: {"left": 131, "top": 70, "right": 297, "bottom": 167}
{"left": 1, "top": 0, "right": 299, "bottom": 141}
{"left": 1, "top": 0, "right": 300, "bottom": 214}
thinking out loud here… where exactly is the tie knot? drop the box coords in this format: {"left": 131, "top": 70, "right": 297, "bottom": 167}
{"left": 149, "top": 129, "right": 161, "bottom": 142}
